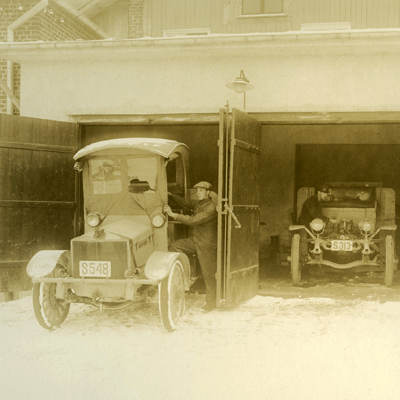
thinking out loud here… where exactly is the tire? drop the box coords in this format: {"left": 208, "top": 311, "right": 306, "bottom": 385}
{"left": 159, "top": 260, "right": 185, "bottom": 332}
{"left": 32, "top": 281, "right": 70, "bottom": 330}
{"left": 384, "top": 235, "right": 395, "bottom": 287}
{"left": 291, "top": 233, "right": 301, "bottom": 286}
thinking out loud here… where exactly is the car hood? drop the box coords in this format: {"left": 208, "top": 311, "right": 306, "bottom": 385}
{"left": 102, "top": 219, "right": 153, "bottom": 243}
{"left": 74, "top": 219, "right": 153, "bottom": 244}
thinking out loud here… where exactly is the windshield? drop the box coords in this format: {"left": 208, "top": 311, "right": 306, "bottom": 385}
{"left": 86, "top": 155, "right": 162, "bottom": 217}
{"left": 90, "top": 157, "right": 158, "bottom": 195}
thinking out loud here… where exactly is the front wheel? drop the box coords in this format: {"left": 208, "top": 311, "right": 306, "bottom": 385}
{"left": 291, "top": 234, "right": 301, "bottom": 286}
{"left": 385, "top": 235, "right": 395, "bottom": 287}
{"left": 32, "top": 281, "right": 70, "bottom": 330}
{"left": 159, "top": 260, "right": 185, "bottom": 332}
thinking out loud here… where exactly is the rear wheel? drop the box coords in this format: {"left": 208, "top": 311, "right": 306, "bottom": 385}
{"left": 291, "top": 234, "right": 301, "bottom": 285}
{"left": 159, "top": 260, "right": 185, "bottom": 332}
{"left": 33, "top": 281, "right": 70, "bottom": 330}
{"left": 385, "top": 235, "right": 395, "bottom": 287}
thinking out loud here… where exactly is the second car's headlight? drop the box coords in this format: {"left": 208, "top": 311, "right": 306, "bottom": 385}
{"left": 151, "top": 213, "right": 166, "bottom": 228}
{"left": 359, "top": 218, "right": 374, "bottom": 234}
{"left": 87, "top": 213, "right": 101, "bottom": 228}
{"left": 310, "top": 218, "right": 325, "bottom": 233}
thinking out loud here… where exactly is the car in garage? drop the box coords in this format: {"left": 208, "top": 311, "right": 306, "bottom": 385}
{"left": 289, "top": 182, "right": 397, "bottom": 286}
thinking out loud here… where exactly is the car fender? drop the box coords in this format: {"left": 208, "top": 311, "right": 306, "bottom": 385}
{"left": 144, "top": 251, "right": 191, "bottom": 290}
{"left": 27, "top": 250, "right": 70, "bottom": 279}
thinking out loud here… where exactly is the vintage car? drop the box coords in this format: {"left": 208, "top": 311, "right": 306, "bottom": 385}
{"left": 288, "top": 183, "right": 397, "bottom": 286}
{"left": 26, "top": 138, "right": 195, "bottom": 332}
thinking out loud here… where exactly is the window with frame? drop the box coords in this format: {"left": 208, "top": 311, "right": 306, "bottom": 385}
{"left": 242, "top": 0, "right": 283, "bottom": 15}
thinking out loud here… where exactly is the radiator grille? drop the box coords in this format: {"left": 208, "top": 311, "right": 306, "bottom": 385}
{"left": 71, "top": 239, "right": 129, "bottom": 279}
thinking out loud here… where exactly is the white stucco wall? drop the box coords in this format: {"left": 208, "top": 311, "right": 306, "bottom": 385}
{"left": 11, "top": 31, "right": 400, "bottom": 121}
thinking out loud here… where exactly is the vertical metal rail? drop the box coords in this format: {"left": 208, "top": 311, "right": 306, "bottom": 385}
{"left": 217, "top": 107, "right": 231, "bottom": 306}
{"left": 226, "top": 110, "right": 236, "bottom": 298}
{"left": 223, "top": 111, "right": 232, "bottom": 302}
{"left": 217, "top": 109, "right": 225, "bottom": 306}
{"left": 222, "top": 111, "right": 231, "bottom": 303}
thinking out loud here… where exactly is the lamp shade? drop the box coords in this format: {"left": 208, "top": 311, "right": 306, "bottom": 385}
{"left": 225, "top": 70, "right": 254, "bottom": 94}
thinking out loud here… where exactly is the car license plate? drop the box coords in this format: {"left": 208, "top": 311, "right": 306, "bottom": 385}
{"left": 331, "top": 240, "right": 353, "bottom": 252}
{"left": 79, "top": 261, "right": 111, "bottom": 277}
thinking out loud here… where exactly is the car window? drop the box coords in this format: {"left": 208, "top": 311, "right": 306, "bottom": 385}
{"left": 127, "top": 157, "right": 158, "bottom": 192}
{"left": 166, "top": 153, "right": 185, "bottom": 196}
{"left": 90, "top": 158, "right": 122, "bottom": 194}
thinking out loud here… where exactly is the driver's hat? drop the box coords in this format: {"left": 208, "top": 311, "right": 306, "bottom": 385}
{"left": 317, "top": 184, "right": 330, "bottom": 194}
{"left": 193, "top": 181, "right": 212, "bottom": 190}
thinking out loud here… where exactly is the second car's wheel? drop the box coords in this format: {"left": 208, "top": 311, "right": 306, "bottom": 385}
{"left": 159, "top": 260, "right": 185, "bottom": 332}
{"left": 291, "top": 234, "right": 301, "bottom": 286}
{"left": 32, "top": 281, "right": 70, "bottom": 330}
{"left": 384, "top": 235, "right": 395, "bottom": 287}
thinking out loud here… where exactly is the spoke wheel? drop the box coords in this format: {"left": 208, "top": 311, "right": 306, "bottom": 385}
{"left": 159, "top": 260, "right": 185, "bottom": 332}
{"left": 32, "top": 281, "right": 70, "bottom": 330}
{"left": 385, "top": 235, "right": 395, "bottom": 287}
{"left": 291, "top": 234, "right": 301, "bottom": 286}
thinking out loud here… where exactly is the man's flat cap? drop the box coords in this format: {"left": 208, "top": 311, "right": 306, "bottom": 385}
{"left": 317, "top": 185, "right": 330, "bottom": 194}
{"left": 193, "top": 181, "right": 212, "bottom": 190}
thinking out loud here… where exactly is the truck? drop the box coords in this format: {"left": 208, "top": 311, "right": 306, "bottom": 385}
{"left": 27, "top": 138, "right": 193, "bottom": 331}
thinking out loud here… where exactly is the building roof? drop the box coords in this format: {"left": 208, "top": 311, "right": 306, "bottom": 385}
{"left": 73, "top": 138, "right": 189, "bottom": 160}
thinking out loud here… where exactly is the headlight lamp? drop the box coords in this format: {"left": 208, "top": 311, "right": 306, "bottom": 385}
{"left": 359, "top": 219, "right": 374, "bottom": 234}
{"left": 151, "top": 213, "right": 166, "bottom": 228}
{"left": 310, "top": 218, "right": 325, "bottom": 233}
{"left": 87, "top": 213, "right": 101, "bottom": 228}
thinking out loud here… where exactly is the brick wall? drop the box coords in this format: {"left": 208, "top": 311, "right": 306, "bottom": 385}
{"left": 0, "top": 0, "right": 104, "bottom": 115}
{"left": 128, "top": 0, "right": 144, "bottom": 38}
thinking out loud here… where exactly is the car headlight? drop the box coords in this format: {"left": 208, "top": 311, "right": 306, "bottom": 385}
{"left": 151, "top": 213, "right": 166, "bottom": 228}
{"left": 310, "top": 218, "right": 325, "bottom": 232}
{"left": 359, "top": 219, "right": 374, "bottom": 234}
{"left": 87, "top": 213, "right": 101, "bottom": 228}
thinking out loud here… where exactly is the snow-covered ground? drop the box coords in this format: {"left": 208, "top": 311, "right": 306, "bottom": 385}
{"left": 1, "top": 289, "right": 400, "bottom": 400}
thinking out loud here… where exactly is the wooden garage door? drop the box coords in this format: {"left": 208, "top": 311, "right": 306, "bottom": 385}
{"left": 0, "top": 114, "right": 79, "bottom": 291}
{"left": 217, "top": 108, "right": 261, "bottom": 306}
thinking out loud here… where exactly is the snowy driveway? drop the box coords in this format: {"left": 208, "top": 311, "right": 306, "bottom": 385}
{"left": 1, "top": 277, "right": 400, "bottom": 400}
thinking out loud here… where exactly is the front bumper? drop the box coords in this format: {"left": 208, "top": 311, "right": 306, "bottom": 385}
{"left": 32, "top": 276, "right": 160, "bottom": 302}
{"left": 305, "top": 254, "right": 381, "bottom": 270}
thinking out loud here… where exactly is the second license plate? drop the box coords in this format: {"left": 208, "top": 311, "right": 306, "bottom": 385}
{"left": 331, "top": 240, "right": 353, "bottom": 252}
{"left": 79, "top": 261, "right": 111, "bottom": 277}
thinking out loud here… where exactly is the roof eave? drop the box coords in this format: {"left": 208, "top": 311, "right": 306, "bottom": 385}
{"left": 3, "top": 28, "right": 400, "bottom": 63}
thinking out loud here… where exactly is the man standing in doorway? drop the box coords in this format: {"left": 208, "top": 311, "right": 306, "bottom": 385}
{"left": 164, "top": 182, "right": 217, "bottom": 312}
